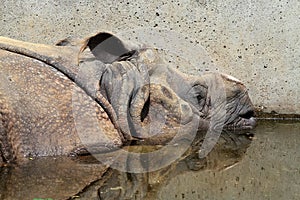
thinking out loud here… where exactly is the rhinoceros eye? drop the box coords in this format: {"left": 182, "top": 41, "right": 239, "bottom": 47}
{"left": 188, "top": 84, "right": 207, "bottom": 110}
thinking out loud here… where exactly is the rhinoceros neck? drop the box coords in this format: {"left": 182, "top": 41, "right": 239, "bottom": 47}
{"left": 0, "top": 37, "right": 79, "bottom": 81}
{"left": 0, "top": 37, "right": 123, "bottom": 141}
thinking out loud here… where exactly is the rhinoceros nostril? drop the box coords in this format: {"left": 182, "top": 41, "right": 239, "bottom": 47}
{"left": 239, "top": 110, "right": 255, "bottom": 119}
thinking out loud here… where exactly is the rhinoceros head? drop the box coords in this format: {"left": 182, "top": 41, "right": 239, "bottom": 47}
{"left": 79, "top": 32, "right": 256, "bottom": 144}
{"left": 188, "top": 72, "right": 256, "bottom": 131}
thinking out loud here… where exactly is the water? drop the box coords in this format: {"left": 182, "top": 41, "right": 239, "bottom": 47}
{"left": 0, "top": 120, "right": 299, "bottom": 200}
{"left": 158, "top": 120, "right": 300, "bottom": 200}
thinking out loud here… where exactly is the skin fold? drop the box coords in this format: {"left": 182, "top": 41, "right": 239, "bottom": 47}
{"left": 0, "top": 32, "right": 256, "bottom": 164}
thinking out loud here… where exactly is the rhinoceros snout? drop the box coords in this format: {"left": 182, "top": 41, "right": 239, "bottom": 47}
{"left": 226, "top": 111, "right": 256, "bottom": 130}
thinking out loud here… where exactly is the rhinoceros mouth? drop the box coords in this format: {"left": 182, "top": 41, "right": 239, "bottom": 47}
{"left": 225, "top": 110, "right": 256, "bottom": 130}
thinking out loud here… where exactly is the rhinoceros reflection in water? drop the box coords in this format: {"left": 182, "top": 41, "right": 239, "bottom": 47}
{"left": 0, "top": 32, "right": 256, "bottom": 165}
{"left": 0, "top": 131, "right": 253, "bottom": 200}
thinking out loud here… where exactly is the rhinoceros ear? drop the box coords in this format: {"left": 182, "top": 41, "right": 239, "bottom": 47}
{"left": 80, "top": 32, "right": 139, "bottom": 64}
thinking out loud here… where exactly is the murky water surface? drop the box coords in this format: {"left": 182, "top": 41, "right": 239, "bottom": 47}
{"left": 158, "top": 120, "right": 300, "bottom": 200}
{"left": 0, "top": 120, "right": 299, "bottom": 200}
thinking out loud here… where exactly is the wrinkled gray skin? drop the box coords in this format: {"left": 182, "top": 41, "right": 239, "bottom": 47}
{"left": 0, "top": 32, "right": 256, "bottom": 165}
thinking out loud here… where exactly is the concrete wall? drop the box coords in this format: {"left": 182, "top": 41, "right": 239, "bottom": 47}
{"left": 0, "top": 0, "right": 299, "bottom": 114}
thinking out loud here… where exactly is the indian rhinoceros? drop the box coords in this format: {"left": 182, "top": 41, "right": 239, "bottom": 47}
{"left": 0, "top": 32, "right": 256, "bottom": 165}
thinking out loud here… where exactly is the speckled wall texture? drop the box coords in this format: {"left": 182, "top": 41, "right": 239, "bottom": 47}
{"left": 0, "top": 0, "right": 299, "bottom": 114}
